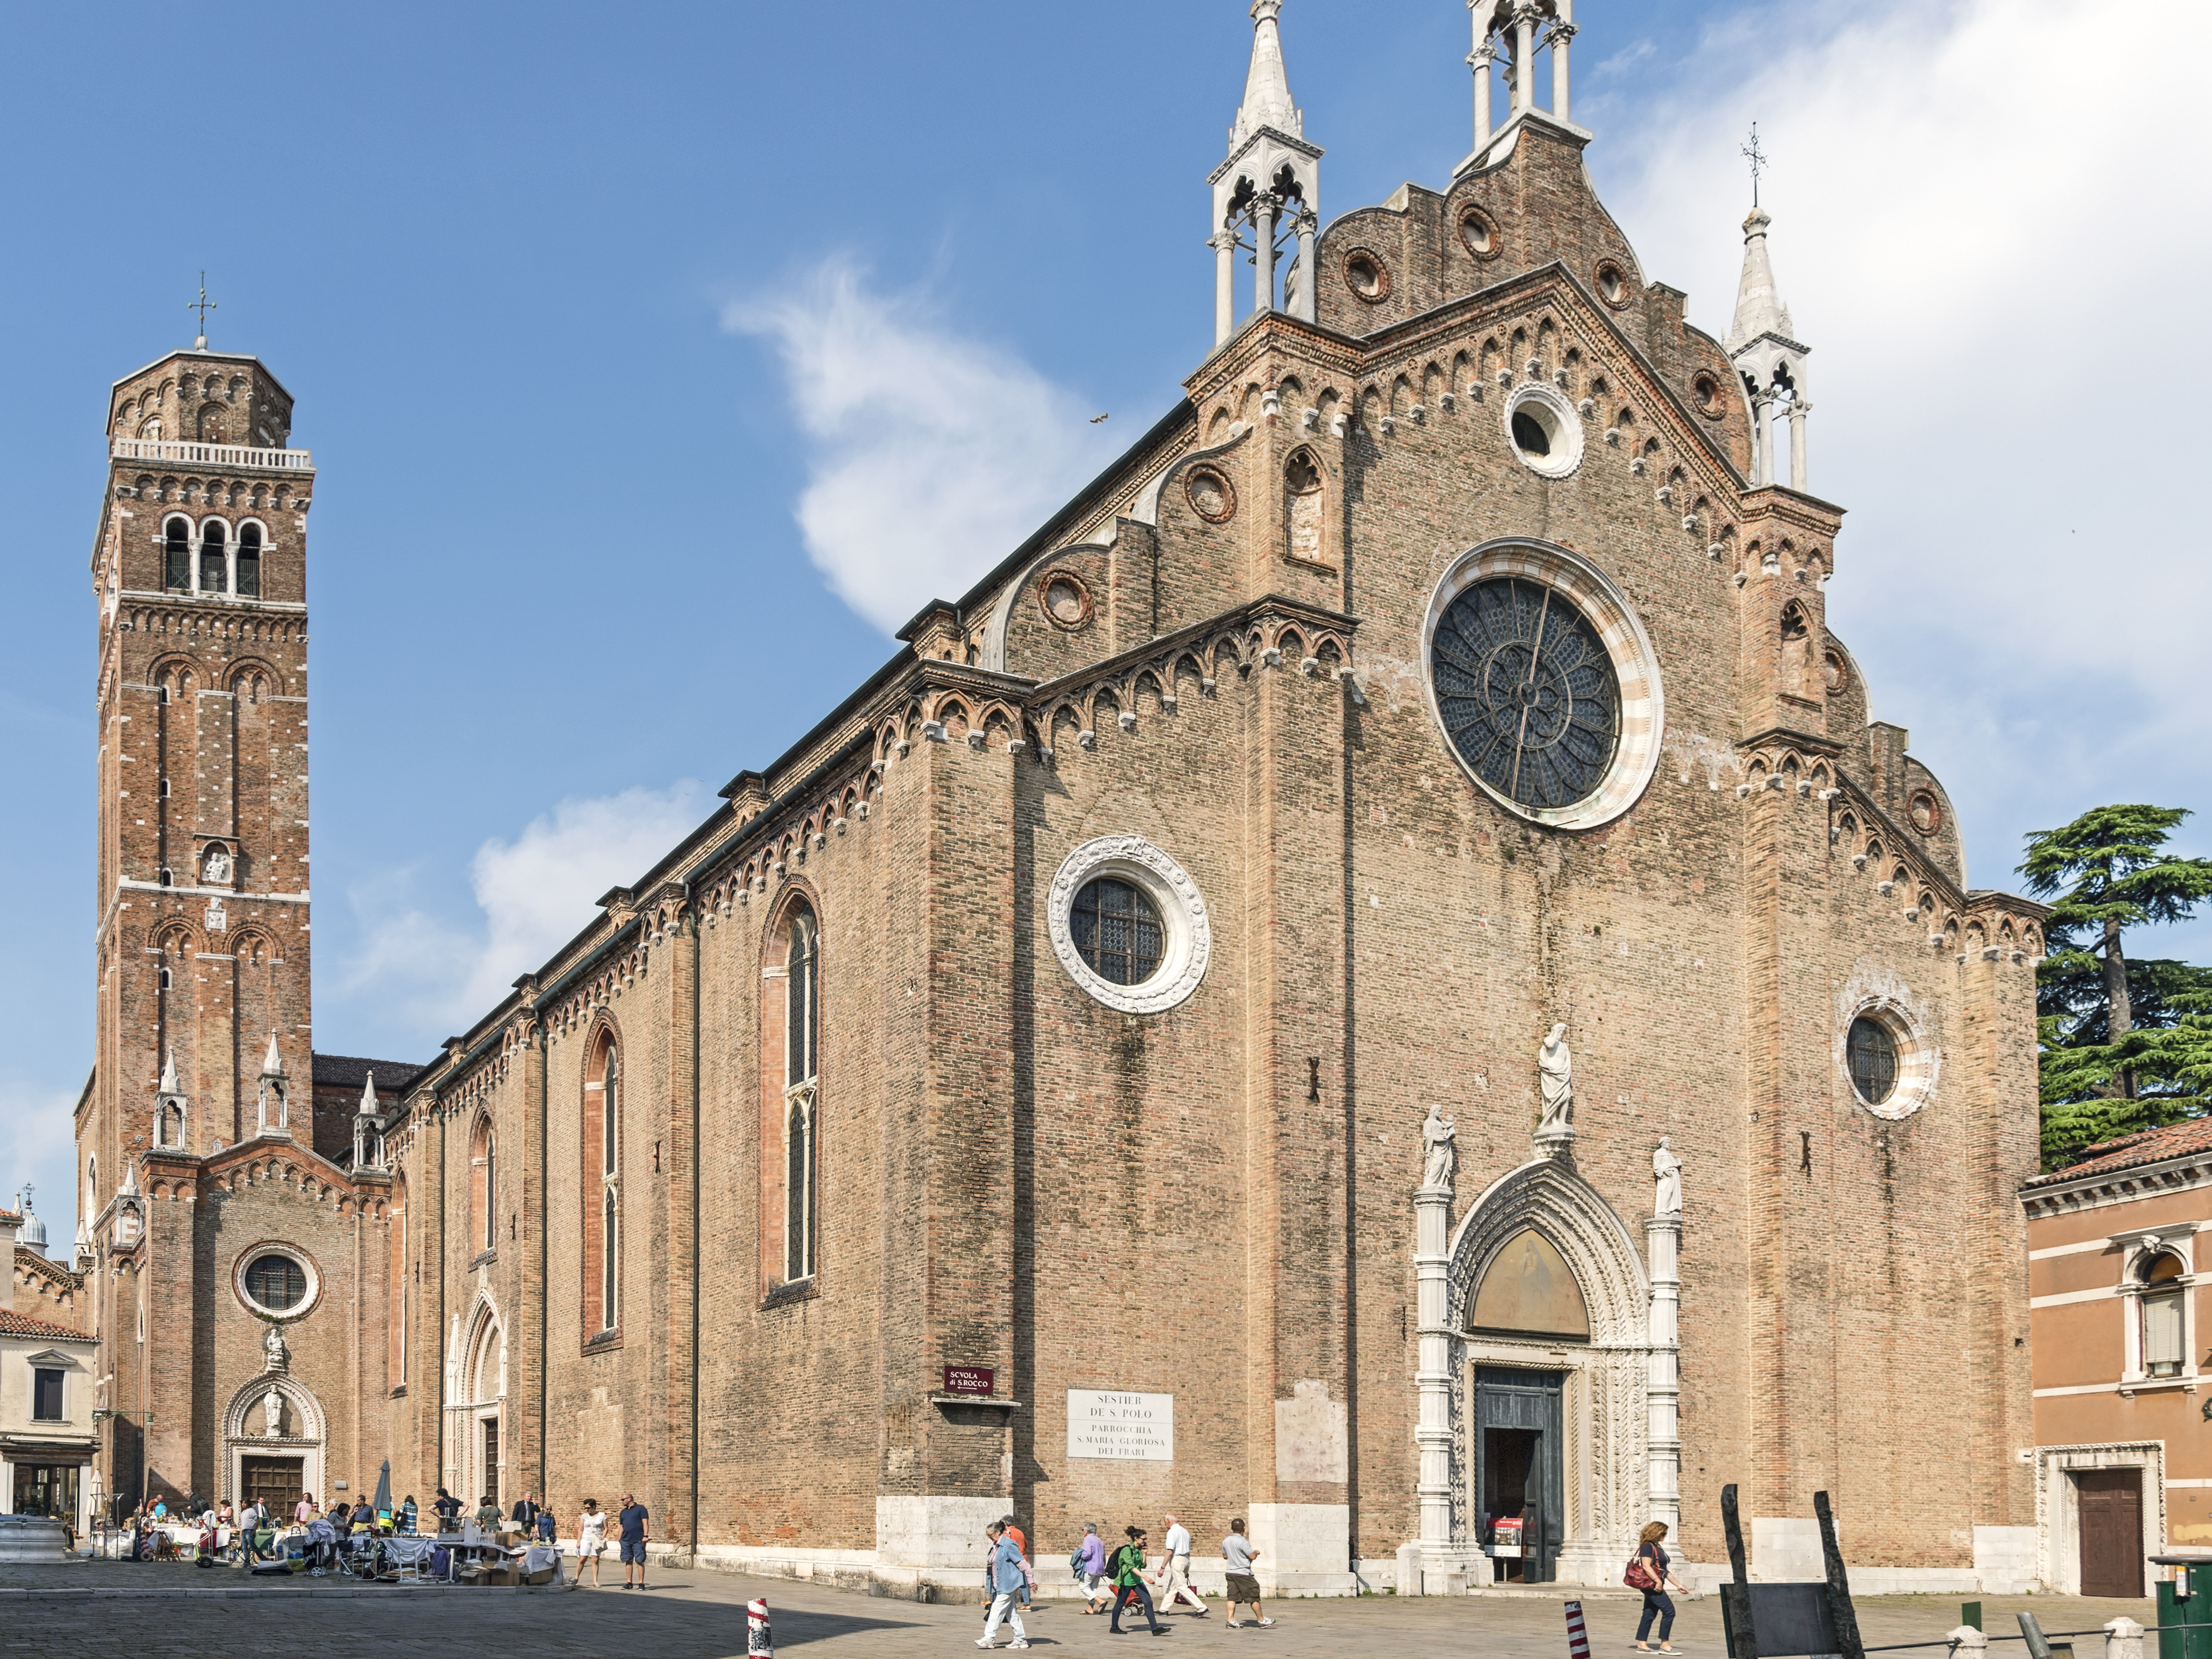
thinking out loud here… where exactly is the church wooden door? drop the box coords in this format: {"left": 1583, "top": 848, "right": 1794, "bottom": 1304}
{"left": 2077, "top": 1469, "right": 2141, "bottom": 1598}
{"left": 1474, "top": 1367, "right": 1564, "bottom": 1583}
{"left": 241, "top": 1455, "right": 302, "bottom": 1516}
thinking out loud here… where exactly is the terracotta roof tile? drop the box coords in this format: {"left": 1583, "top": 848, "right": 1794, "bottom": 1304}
{"left": 0, "top": 1308, "right": 95, "bottom": 1342}
{"left": 2025, "top": 1116, "right": 2212, "bottom": 1188}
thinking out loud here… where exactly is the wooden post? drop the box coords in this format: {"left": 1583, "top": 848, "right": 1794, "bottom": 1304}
{"left": 1814, "top": 1492, "right": 1865, "bottom": 1659}
{"left": 1722, "top": 1484, "right": 1759, "bottom": 1659}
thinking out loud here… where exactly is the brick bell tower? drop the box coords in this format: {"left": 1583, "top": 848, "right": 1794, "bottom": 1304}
{"left": 84, "top": 327, "right": 316, "bottom": 1215}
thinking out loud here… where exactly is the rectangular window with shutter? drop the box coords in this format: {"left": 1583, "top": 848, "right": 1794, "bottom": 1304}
{"left": 2145, "top": 1289, "right": 2186, "bottom": 1377}
{"left": 32, "top": 1367, "right": 63, "bottom": 1422}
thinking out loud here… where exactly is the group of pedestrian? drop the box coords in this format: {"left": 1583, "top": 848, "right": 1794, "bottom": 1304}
{"left": 417, "top": 1485, "right": 647, "bottom": 1588}
{"left": 977, "top": 1514, "right": 1274, "bottom": 1649}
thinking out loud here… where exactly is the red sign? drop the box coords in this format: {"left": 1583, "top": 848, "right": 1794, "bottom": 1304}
{"left": 942, "top": 1364, "right": 995, "bottom": 1398}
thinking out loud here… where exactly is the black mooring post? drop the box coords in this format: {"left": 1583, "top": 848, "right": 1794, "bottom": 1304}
{"left": 1813, "top": 1492, "right": 1865, "bottom": 1659}
{"left": 1723, "top": 1484, "right": 1759, "bottom": 1659}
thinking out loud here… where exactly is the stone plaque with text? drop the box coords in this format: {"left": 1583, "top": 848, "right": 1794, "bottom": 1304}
{"left": 1067, "top": 1389, "right": 1173, "bottom": 1461}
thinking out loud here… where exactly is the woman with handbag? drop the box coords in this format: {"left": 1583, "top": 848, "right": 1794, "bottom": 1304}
{"left": 1628, "top": 1520, "right": 1690, "bottom": 1653}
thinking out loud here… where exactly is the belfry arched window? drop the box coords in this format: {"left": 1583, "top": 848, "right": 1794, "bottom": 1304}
{"left": 784, "top": 903, "right": 818, "bottom": 1284}
{"left": 199, "top": 521, "right": 228, "bottom": 596}
{"left": 584, "top": 1033, "right": 621, "bottom": 1335}
{"left": 236, "top": 523, "right": 262, "bottom": 599}
{"left": 164, "top": 519, "right": 191, "bottom": 592}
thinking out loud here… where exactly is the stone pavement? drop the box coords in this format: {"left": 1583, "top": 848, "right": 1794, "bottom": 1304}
{"left": 0, "top": 1560, "right": 2157, "bottom": 1658}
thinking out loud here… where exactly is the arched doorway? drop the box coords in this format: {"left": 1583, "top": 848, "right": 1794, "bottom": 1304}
{"left": 448, "top": 1302, "right": 506, "bottom": 1510}
{"left": 222, "top": 1374, "right": 327, "bottom": 1514}
{"left": 1439, "top": 1158, "right": 1651, "bottom": 1584}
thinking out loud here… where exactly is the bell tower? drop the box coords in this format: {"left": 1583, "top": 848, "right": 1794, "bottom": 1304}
{"left": 84, "top": 327, "right": 318, "bottom": 1233}
{"left": 1208, "top": 0, "right": 1323, "bottom": 345}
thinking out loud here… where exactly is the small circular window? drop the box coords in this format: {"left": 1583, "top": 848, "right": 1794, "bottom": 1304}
{"left": 1048, "top": 836, "right": 1212, "bottom": 1014}
{"left": 243, "top": 1253, "right": 308, "bottom": 1312}
{"left": 1343, "top": 248, "right": 1391, "bottom": 304}
{"left": 1037, "top": 569, "right": 1093, "bottom": 632}
{"left": 1071, "top": 878, "right": 1164, "bottom": 985}
{"left": 1594, "top": 259, "right": 1632, "bottom": 309}
{"left": 1504, "top": 383, "right": 1584, "bottom": 479}
{"left": 1691, "top": 371, "right": 1725, "bottom": 418}
{"left": 1846, "top": 1017, "right": 1899, "bottom": 1107}
{"left": 1184, "top": 465, "right": 1237, "bottom": 524}
{"left": 1908, "top": 790, "right": 1944, "bottom": 836}
{"left": 1459, "top": 205, "right": 1501, "bottom": 260}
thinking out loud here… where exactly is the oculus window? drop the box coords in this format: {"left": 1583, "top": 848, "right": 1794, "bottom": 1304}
{"left": 244, "top": 1253, "right": 307, "bottom": 1312}
{"left": 1430, "top": 576, "right": 1621, "bottom": 811}
{"left": 1846, "top": 1016, "right": 1899, "bottom": 1107}
{"left": 1071, "top": 877, "right": 1165, "bottom": 987}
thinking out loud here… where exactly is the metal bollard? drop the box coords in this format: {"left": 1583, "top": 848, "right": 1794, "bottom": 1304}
{"left": 1565, "top": 1599, "right": 1592, "bottom": 1659}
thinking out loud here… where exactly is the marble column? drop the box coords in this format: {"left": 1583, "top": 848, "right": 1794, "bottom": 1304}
{"left": 1213, "top": 231, "right": 1237, "bottom": 347}
{"left": 1787, "top": 399, "right": 1810, "bottom": 491}
{"left": 1252, "top": 193, "right": 1280, "bottom": 317}
{"left": 1548, "top": 14, "right": 1576, "bottom": 124}
{"left": 1753, "top": 390, "right": 1777, "bottom": 487}
{"left": 1513, "top": 3, "right": 1538, "bottom": 115}
{"left": 1645, "top": 1213, "right": 1683, "bottom": 1531}
{"left": 1413, "top": 1175, "right": 1456, "bottom": 1589}
{"left": 1293, "top": 210, "right": 1317, "bottom": 322}
{"left": 1470, "top": 38, "right": 1495, "bottom": 148}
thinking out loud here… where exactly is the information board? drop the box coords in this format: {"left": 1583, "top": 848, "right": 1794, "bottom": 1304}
{"left": 1067, "top": 1390, "right": 1174, "bottom": 1461}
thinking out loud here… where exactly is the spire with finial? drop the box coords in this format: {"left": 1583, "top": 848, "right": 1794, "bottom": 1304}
{"left": 261, "top": 1031, "right": 285, "bottom": 1078}
{"left": 1723, "top": 146, "right": 1813, "bottom": 491}
{"left": 1231, "top": 0, "right": 1300, "bottom": 148}
{"left": 1208, "top": 0, "right": 1323, "bottom": 345}
{"left": 16, "top": 1182, "right": 45, "bottom": 1251}
{"left": 357, "top": 1071, "right": 379, "bottom": 1117}
{"left": 159, "top": 1047, "right": 182, "bottom": 1097}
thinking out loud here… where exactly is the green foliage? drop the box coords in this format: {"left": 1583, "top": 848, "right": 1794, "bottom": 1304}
{"left": 2023, "top": 805, "right": 2212, "bottom": 1168}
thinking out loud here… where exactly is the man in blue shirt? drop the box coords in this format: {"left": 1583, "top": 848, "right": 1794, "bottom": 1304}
{"left": 975, "top": 1521, "right": 1030, "bottom": 1650}
{"left": 616, "top": 1493, "right": 650, "bottom": 1590}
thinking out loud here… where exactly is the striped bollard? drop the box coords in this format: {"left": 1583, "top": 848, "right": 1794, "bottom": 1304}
{"left": 747, "top": 1595, "right": 774, "bottom": 1657}
{"left": 1565, "top": 1598, "right": 1593, "bottom": 1659}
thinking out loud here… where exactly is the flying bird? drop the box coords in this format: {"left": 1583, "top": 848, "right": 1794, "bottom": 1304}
{"left": 1090, "top": 413, "right": 1110, "bottom": 424}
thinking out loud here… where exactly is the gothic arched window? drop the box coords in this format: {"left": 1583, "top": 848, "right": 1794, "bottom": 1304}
{"left": 470, "top": 1118, "right": 495, "bottom": 1256}
{"left": 199, "top": 521, "right": 228, "bottom": 596}
{"left": 784, "top": 904, "right": 818, "bottom": 1284}
{"left": 584, "top": 1034, "right": 621, "bottom": 1334}
{"left": 236, "top": 523, "right": 262, "bottom": 600}
{"left": 164, "top": 519, "right": 191, "bottom": 592}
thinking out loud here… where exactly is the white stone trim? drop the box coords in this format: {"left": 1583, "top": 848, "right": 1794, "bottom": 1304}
{"left": 231, "top": 1244, "right": 320, "bottom": 1321}
{"left": 1420, "top": 539, "right": 1663, "bottom": 833}
{"left": 2035, "top": 1441, "right": 2164, "bottom": 1595}
{"left": 2023, "top": 1151, "right": 2212, "bottom": 1218}
{"left": 1047, "top": 836, "right": 1212, "bottom": 1015}
{"left": 1504, "top": 380, "right": 1585, "bottom": 479}
{"left": 1833, "top": 962, "right": 1941, "bottom": 1123}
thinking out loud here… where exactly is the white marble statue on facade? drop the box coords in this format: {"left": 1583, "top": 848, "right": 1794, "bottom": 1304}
{"left": 1653, "top": 1137, "right": 1683, "bottom": 1217}
{"left": 1537, "top": 1023, "right": 1575, "bottom": 1132}
{"left": 1420, "top": 1103, "right": 1457, "bottom": 1192}
{"left": 264, "top": 1322, "right": 289, "bottom": 1372}
{"left": 261, "top": 1388, "right": 284, "bottom": 1438}
{"left": 203, "top": 846, "right": 231, "bottom": 885}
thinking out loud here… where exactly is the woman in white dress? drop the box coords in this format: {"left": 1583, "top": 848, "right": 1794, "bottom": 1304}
{"left": 576, "top": 1499, "right": 607, "bottom": 1588}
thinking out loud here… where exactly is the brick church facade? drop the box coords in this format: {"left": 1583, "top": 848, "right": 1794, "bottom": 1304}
{"left": 70, "top": 1, "right": 2051, "bottom": 1593}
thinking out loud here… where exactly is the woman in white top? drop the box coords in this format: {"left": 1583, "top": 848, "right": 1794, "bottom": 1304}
{"left": 576, "top": 1499, "right": 607, "bottom": 1588}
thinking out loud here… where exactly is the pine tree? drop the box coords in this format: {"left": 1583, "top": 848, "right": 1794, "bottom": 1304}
{"left": 2020, "top": 805, "right": 2212, "bottom": 1167}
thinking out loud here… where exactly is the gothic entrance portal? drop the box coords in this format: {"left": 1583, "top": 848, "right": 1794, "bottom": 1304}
{"left": 1474, "top": 1366, "right": 1564, "bottom": 1582}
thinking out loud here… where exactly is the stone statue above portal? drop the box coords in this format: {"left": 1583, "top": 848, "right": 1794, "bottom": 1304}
{"left": 1420, "top": 1102, "right": 1457, "bottom": 1192}
{"left": 1537, "top": 1023, "right": 1575, "bottom": 1133}
{"left": 1653, "top": 1137, "right": 1683, "bottom": 1217}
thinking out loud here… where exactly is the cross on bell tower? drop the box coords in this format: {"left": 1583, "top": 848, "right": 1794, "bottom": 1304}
{"left": 188, "top": 273, "right": 217, "bottom": 350}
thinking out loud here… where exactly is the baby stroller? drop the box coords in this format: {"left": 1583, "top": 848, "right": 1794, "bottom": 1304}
{"left": 303, "top": 1516, "right": 339, "bottom": 1576}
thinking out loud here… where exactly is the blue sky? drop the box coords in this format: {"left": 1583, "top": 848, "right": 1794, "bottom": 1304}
{"left": 5, "top": 0, "right": 2207, "bottom": 1248}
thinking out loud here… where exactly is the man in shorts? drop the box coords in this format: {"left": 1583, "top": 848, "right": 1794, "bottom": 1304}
{"left": 616, "top": 1491, "right": 650, "bottom": 1589}
{"left": 1222, "top": 1519, "right": 1273, "bottom": 1629}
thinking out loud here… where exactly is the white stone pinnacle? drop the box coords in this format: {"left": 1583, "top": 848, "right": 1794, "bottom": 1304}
{"left": 159, "top": 1047, "right": 181, "bottom": 1096}
{"left": 358, "top": 1070, "right": 378, "bottom": 1117}
{"left": 261, "top": 1030, "right": 284, "bottom": 1078}
{"left": 1233, "top": 0, "right": 1301, "bottom": 147}
{"left": 1727, "top": 205, "right": 1795, "bottom": 349}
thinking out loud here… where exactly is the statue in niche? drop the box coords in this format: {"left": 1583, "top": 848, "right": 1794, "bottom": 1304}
{"left": 1653, "top": 1137, "right": 1683, "bottom": 1217}
{"left": 263, "top": 1322, "right": 289, "bottom": 1372}
{"left": 203, "top": 846, "right": 231, "bottom": 885}
{"left": 1537, "top": 1023, "right": 1575, "bottom": 1132}
{"left": 261, "top": 1388, "right": 284, "bottom": 1438}
{"left": 1420, "top": 1103, "right": 1457, "bottom": 1192}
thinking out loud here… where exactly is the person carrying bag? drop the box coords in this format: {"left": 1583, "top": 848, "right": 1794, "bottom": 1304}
{"left": 1627, "top": 1521, "right": 1691, "bottom": 1653}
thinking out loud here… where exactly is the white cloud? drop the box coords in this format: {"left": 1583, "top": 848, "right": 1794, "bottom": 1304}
{"left": 336, "top": 781, "right": 712, "bottom": 1045}
{"left": 1596, "top": 0, "right": 2212, "bottom": 885}
{"left": 726, "top": 260, "right": 1120, "bottom": 633}
{"left": 0, "top": 1078, "right": 85, "bottom": 1258}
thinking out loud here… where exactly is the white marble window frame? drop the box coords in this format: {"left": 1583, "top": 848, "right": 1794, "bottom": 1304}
{"left": 1047, "top": 836, "right": 1212, "bottom": 1015}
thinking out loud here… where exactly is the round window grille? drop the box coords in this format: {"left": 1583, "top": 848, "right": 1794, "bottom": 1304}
{"left": 1047, "top": 836, "right": 1211, "bottom": 1014}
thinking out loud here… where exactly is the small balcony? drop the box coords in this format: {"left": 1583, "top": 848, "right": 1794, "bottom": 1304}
{"left": 111, "top": 437, "right": 314, "bottom": 472}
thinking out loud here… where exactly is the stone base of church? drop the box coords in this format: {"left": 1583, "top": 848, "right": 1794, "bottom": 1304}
{"left": 1248, "top": 1502, "right": 1355, "bottom": 1596}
